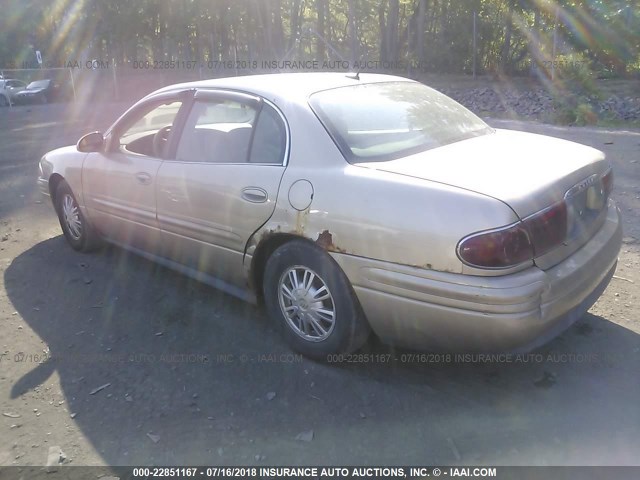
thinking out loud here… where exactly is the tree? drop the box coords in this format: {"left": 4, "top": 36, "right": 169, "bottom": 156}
{"left": 317, "top": 0, "right": 327, "bottom": 60}
{"left": 0, "top": 0, "right": 637, "bottom": 78}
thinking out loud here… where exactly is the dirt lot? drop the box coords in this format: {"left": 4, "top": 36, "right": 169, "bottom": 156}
{"left": 0, "top": 101, "right": 639, "bottom": 468}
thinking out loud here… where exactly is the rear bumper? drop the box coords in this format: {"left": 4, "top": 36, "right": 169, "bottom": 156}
{"left": 331, "top": 200, "right": 622, "bottom": 352}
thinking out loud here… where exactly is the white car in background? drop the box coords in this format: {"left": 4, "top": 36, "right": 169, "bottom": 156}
{"left": 0, "top": 78, "right": 27, "bottom": 106}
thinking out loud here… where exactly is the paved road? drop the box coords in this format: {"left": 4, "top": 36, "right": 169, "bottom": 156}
{"left": 0, "top": 103, "right": 638, "bottom": 467}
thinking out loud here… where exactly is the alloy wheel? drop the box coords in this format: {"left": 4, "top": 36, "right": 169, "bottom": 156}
{"left": 278, "top": 266, "right": 336, "bottom": 342}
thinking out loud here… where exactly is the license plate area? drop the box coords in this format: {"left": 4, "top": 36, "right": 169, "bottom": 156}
{"left": 565, "top": 174, "right": 607, "bottom": 243}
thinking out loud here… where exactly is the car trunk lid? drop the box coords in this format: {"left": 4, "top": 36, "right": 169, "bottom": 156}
{"left": 355, "top": 129, "right": 612, "bottom": 269}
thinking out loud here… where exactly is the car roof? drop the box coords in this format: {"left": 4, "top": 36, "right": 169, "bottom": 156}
{"left": 151, "top": 72, "right": 416, "bottom": 102}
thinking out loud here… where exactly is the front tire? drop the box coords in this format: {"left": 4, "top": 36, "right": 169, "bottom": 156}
{"left": 55, "top": 181, "right": 101, "bottom": 252}
{"left": 263, "top": 240, "right": 370, "bottom": 360}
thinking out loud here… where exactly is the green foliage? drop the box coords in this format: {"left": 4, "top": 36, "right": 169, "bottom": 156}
{"left": 574, "top": 103, "right": 598, "bottom": 126}
{"left": 549, "top": 106, "right": 575, "bottom": 125}
{"left": 549, "top": 54, "right": 602, "bottom": 125}
{"left": 554, "top": 54, "right": 599, "bottom": 99}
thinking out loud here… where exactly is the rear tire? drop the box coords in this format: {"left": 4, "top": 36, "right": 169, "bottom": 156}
{"left": 55, "top": 180, "right": 101, "bottom": 252}
{"left": 263, "top": 240, "right": 370, "bottom": 360}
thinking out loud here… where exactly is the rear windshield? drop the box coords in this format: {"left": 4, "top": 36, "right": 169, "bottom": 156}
{"left": 309, "top": 81, "right": 492, "bottom": 163}
{"left": 28, "top": 80, "right": 49, "bottom": 89}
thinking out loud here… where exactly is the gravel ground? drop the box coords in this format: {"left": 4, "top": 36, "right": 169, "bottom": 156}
{"left": 0, "top": 102, "right": 639, "bottom": 469}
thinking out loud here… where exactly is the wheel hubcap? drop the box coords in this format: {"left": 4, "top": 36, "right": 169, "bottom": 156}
{"left": 62, "top": 194, "right": 82, "bottom": 240}
{"left": 278, "top": 266, "right": 336, "bottom": 342}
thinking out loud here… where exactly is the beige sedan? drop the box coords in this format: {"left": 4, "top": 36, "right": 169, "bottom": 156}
{"left": 38, "top": 73, "right": 622, "bottom": 359}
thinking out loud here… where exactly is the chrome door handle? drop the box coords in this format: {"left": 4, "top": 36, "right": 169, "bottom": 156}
{"left": 241, "top": 187, "right": 268, "bottom": 203}
{"left": 135, "top": 172, "right": 152, "bottom": 185}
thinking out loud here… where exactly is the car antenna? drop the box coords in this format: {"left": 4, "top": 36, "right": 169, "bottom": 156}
{"left": 345, "top": 65, "right": 363, "bottom": 80}
{"left": 345, "top": 70, "right": 360, "bottom": 80}
{"left": 346, "top": 54, "right": 366, "bottom": 80}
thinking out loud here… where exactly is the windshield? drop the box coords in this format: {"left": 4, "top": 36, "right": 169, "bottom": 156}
{"left": 27, "top": 80, "right": 49, "bottom": 89}
{"left": 309, "top": 81, "right": 492, "bottom": 163}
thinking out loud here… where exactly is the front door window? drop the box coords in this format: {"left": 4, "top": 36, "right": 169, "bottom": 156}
{"left": 117, "top": 100, "right": 183, "bottom": 158}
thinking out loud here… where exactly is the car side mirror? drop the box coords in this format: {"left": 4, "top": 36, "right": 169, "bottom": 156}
{"left": 77, "top": 131, "right": 104, "bottom": 153}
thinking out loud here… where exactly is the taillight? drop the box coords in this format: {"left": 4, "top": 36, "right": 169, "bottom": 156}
{"left": 457, "top": 223, "right": 533, "bottom": 268}
{"left": 458, "top": 202, "right": 568, "bottom": 269}
{"left": 523, "top": 201, "right": 567, "bottom": 257}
